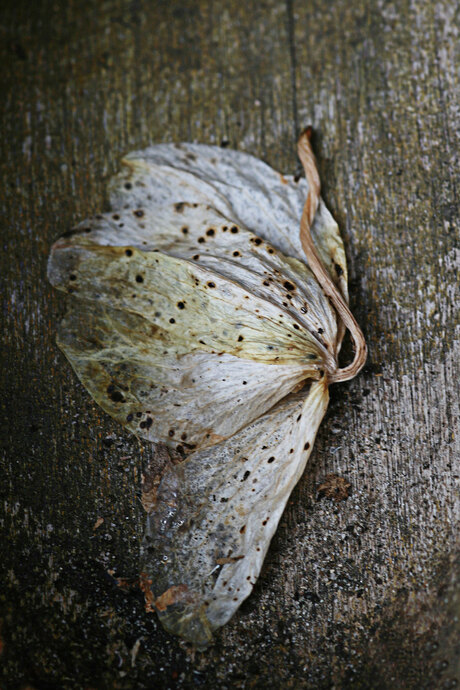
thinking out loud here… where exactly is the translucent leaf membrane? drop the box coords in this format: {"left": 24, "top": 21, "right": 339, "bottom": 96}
{"left": 142, "top": 382, "right": 329, "bottom": 648}
{"left": 55, "top": 299, "right": 312, "bottom": 450}
{"left": 108, "top": 142, "right": 348, "bottom": 299}
{"left": 47, "top": 137, "right": 360, "bottom": 647}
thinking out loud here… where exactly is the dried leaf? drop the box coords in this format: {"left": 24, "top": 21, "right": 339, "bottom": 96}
{"left": 48, "top": 129, "right": 366, "bottom": 648}
{"left": 317, "top": 474, "right": 352, "bottom": 502}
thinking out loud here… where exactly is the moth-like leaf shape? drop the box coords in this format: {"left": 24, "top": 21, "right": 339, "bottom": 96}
{"left": 48, "top": 130, "right": 366, "bottom": 647}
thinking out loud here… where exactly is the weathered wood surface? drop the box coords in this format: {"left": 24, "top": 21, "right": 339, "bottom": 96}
{"left": 1, "top": 0, "right": 458, "bottom": 687}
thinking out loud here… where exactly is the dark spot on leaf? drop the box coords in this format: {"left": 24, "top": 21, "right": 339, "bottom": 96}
{"left": 112, "top": 214, "right": 120, "bottom": 220}
{"left": 69, "top": 274, "right": 76, "bottom": 281}
{"left": 233, "top": 251, "right": 240, "bottom": 257}
{"left": 124, "top": 182, "right": 132, "bottom": 190}
{"left": 198, "top": 237, "right": 205, "bottom": 243}
{"left": 267, "top": 248, "right": 274, "bottom": 254}
{"left": 177, "top": 301, "right": 185, "bottom": 309}
{"left": 193, "top": 254, "right": 200, "bottom": 260}
{"left": 230, "top": 226, "right": 238, "bottom": 233}
{"left": 181, "top": 432, "right": 187, "bottom": 441}
{"left": 268, "top": 456, "right": 275, "bottom": 463}
{"left": 169, "top": 318, "right": 175, "bottom": 324}
{"left": 242, "top": 381, "right": 247, "bottom": 385}
{"left": 252, "top": 237, "right": 262, "bottom": 245}
{"left": 181, "top": 226, "right": 189, "bottom": 234}
{"left": 206, "top": 228, "right": 215, "bottom": 236}
{"left": 318, "top": 328, "right": 324, "bottom": 334}
{"left": 125, "top": 249, "right": 133, "bottom": 256}
{"left": 168, "top": 429, "right": 175, "bottom": 437}
{"left": 263, "top": 281, "right": 269, "bottom": 286}
{"left": 304, "top": 442, "right": 310, "bottom": 450}
{"left": 207, "top": 282, "right": 216, "bottom": 288}
{"left": 109, "top": 390, "right": 125, "bottom": 403}
{"left": 135, "top": 275, "right": 144, "bottom": 283}
{"left": 238, "top": 335, "right": 244, "bottom": 342}
{"left": 134, "top": 209, "right": 144, "bottom": 217}
{"left": 240, "top": 525, "right": 246, "bottom": 534}
{"left": 300, "top": 306, "right": 308, "bottom": 313}
{"left": 284, "top": 281, "right": 295, "bottom": 291}
{"left": 127, "top": 414, "right": 133, "bottom": 422}
{"left": 241, "top": 471, "right": 250, "bottom": 481}
{"left": 174, "top": 202, "right": 185, "bottom": 212}
{"left": 334, "top": 263, "right": 344, "bottom": 276}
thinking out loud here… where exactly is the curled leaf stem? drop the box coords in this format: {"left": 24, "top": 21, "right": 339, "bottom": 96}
{"left": 297, "top": 128, "right": 367, "bottom": 383}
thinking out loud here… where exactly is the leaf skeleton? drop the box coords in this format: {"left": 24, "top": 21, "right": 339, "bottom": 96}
{"left": 48, "top": 127, "right": 366, "bottom": 648}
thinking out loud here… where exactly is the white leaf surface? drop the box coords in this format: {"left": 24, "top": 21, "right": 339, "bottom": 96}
{"left": 55, "top": 298, "right": 312, "bottom": 450}
{"left": 142, "top": 381, "right": 329, "bottom": 648}
{"left": 108, "top": 142, "right": 348, "bottom": 298}
{"left": 48, "top": 136, "right": 365, "bottom": 647}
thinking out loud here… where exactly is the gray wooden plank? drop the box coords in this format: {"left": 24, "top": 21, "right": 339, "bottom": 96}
{"left": 1, "top": 0, "right": 458, "bottom": 687}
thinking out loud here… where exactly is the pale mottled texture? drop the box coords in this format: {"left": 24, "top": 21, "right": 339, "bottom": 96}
{"left": 109, "top": 142, "right": 348, "bottom": 295}
{"left": 47, "top": 146, "right": 345, "bottom": 455}
{"left": 144, "top": 383, "right": 328, "bottom": 647}
{"left": 47, "top": 141, "right": 346, "bottom": 644}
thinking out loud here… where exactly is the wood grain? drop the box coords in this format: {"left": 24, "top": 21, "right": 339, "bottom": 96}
{"left": 1, "top": 0, "right": 458, "bottom": 687}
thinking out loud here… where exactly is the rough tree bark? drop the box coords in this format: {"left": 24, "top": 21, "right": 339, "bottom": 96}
{"left": 1, "top": 1, "right": 458, "bottom": 688}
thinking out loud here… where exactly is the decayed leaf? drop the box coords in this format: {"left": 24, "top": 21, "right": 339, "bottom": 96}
{"left": 142, "top": 383, "right": 329, "bottom": 648}
{"left": 48, "top": 129, "right": 366, "bottom": 647}
{"left": 317, "top": 474, "right": 352, "bottom": 502}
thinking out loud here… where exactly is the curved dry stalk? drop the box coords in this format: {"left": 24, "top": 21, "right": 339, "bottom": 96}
{"left": 297, "top": 128, "right": 367, "bottom": 383}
